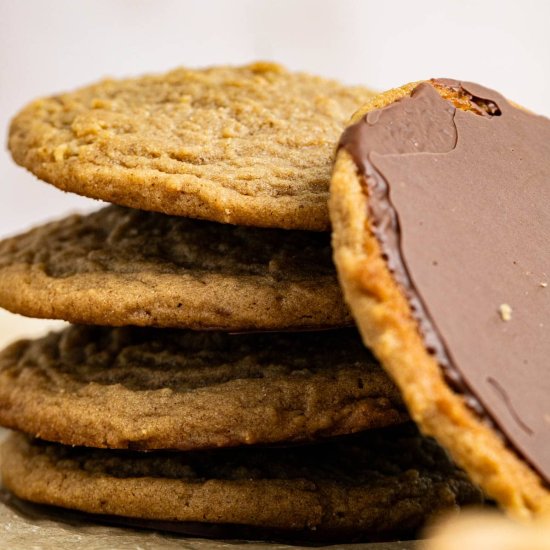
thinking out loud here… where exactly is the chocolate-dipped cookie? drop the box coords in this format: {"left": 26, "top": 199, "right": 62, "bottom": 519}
{"left": 329, "top": 79, "right": 550, "bottom": 519}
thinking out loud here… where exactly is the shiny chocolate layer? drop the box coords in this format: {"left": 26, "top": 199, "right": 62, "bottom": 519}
{"left": 340, "top": 80, "right": 550, "bottom": 483}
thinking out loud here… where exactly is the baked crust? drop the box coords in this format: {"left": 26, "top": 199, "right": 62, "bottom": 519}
{"left": 1, "top": 428, "right": 482, "bottom": 534}
{"left": 8, "top": 62, "right": 373, "bottom": 231}
{"left": 329, "top": 82, "right": 550, "bottom": 519}
{"left": 424, "top": 511, "right": 550, "bottom": 550}
{"left": 0, "top": 205, "right": 351, "bottom": 330}
{"left": 0, "top": 326, "right": 407, "bottom": 450}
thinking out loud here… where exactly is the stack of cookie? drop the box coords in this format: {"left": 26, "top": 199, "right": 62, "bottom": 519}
{"left": 0, "top": 63, "right": 482, "bottom": 542}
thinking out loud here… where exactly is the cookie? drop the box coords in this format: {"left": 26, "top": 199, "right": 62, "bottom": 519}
{"left": 329, "top": 79, "right": 550, "bottom": 519}
{"left": 0, "top": 205, "right": 351, "bottom": 330}
{"left": 0, "top": 426, "right": 483, "bottom": 539}
{"left": 8, "top": 62, "right": 373, "bottom": 231}
{"left": 0, "top": 325, "right": 407, "bottom": 450}
{"left": 424, "top": 512, "right": 550, "bottom": 550}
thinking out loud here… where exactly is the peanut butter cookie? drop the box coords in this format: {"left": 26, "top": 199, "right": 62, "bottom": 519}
{"left": 0, "top": 326, "right": 407, "bottom": 450}
{"left": 329, "top": 79, "right": 550, "bottom": 519}
{"left": 9, "top": 62, "right": 373, "bottom": 230}
{"left": 0, "top": 205, "right": 350, "bottom": 330}
{"left": 424, "top": 512, "right": 550, "bottom": 550}
{"left": 1, "top": 426, "right": 482, "bottom": 539}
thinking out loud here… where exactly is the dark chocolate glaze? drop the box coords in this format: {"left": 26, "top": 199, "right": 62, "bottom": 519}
{"left": 339, "top": 80, "right": 550, "bottom": 484}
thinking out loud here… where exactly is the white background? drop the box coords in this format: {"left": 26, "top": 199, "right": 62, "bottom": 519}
{"left": 1, "top": 0, "right": 550, "bottom": 238}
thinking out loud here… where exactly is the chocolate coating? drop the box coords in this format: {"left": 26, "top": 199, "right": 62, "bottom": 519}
{"left": 340, "top": 80, "right": 550, "bottom": 484}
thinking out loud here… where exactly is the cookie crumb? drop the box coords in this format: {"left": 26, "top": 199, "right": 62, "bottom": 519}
{"left": 540, "top": 282, "right": 547, "bottom": 288}
{"left": 53, "top": 144, "right": 68, "bottom": 162}
{"left": 498, "top": 303, "right": 512, "bottom": 321}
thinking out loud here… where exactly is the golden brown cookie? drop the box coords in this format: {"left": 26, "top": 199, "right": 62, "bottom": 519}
{"left": 0, "top": 205, "right": 351, "bottom": 330}
{"left": 8, "top": 62, "right": 373, "bottom": 230}
{"left": 329, "top": 79, "right": 550, "bottom": 519}
{"left": 0, "top": 426, "right": 483, "bottom": 539}
{"left": 423, "top": 512, "right": 550, "bottom": 550}
{"left": 0, "top": 326, "right": 407, "bottom": 450}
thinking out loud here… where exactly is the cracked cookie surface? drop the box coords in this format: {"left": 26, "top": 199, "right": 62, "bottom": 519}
{"left": 0, "top": 205, "right": 350, "bottom": 329}
{"left": 9, "top": 62, "right": 373, "bottom": 230}
{"left": 0, "top": 326, "right": 408, "bottom": 450}
{"left": 0, "top": 426, "right": 482, "bottom": 536}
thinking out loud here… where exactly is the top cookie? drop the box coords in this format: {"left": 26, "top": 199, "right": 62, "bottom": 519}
{"left": 330, "top": 80, "right": 550, "bottom": 519}
{"left": 9, "top": 62, "right": 373, "bottom": 230}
